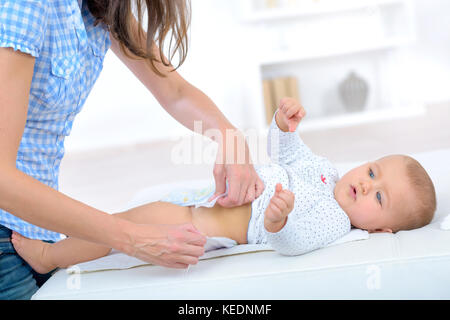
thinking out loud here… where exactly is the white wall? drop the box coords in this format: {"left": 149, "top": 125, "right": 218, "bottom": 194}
{"left": 64, "top": 0, "right": 450, "bottom": 154}
{"left": 65, "top": 0, "right": 251, "bottom": 153}
{"left": 398, "top": 0, "right": 450, "bottom": 104}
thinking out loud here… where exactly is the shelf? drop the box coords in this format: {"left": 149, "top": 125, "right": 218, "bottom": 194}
{"left": 297, "top": 104, "right": 426, "bottom": 132}
{"left": 243, "top": 0, "right": 405, "bottom": 23}
{"left": 257, "top": 36, "right": 414, "bottom": 66}
{"left": 243, "top": 0, "right": 419, "bottom": 135}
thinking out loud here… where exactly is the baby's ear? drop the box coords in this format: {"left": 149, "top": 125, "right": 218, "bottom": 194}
{"left": 369, "top": 228, "right": 393, "bottom": 234}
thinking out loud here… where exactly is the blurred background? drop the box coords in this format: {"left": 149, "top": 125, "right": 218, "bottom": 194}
{"left": 60, "top": 0, "right": 450, "bottom": 213}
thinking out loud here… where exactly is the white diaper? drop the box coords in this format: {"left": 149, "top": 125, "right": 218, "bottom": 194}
{"left": 160, "top": 184, "right": 228, "bottom": 209}
{"left": 205, "top": 236, "right": 238, "bottom": 251}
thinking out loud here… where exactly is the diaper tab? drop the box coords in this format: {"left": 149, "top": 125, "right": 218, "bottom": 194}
{"left": 159, "top": 182, "right": 229, "bottom": 209}
{"left": 194, "top": 191, "right": 227, "bottom": 208}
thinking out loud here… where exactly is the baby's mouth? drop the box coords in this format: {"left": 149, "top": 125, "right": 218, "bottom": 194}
{"left": 350, "top": 185, "right": 357, "bottom": 200}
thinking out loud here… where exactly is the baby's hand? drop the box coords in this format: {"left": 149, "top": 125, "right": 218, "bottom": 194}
{"left": 264, "top": 183, "right": 295, "bottom": 233}
{"left": 275, "top": 97, "right": 306, "bottom": 132}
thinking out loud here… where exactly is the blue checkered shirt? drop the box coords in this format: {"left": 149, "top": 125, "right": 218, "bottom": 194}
{"left": 0, "top": 0, "right": 111, "bottom": 241}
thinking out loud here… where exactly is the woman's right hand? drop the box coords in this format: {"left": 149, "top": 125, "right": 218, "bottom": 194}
{"left": 122, "top": 221, "right": 207, "bottom": 269}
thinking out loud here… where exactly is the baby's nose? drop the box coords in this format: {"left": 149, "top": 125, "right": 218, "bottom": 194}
{"left": 360, "top": 181, "right": 371, "bottom": 195}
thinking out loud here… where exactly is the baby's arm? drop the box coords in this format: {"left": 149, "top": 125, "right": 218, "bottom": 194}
{"left": 267, "top": 98, "right": 312, "bottom": 166}
{"left": 264, "top": 183, "right": 295, "bottom": 234}
{"left": 264, "top": 185, "right": 351, "bottom": 256}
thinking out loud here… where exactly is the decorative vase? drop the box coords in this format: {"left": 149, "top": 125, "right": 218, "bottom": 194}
{"left": 339, "top": 71, "right": 369, "bottom": 112}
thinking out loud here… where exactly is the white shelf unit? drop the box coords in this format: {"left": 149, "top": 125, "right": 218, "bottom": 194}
{"left": 239, "top": 0, "right": 424, "bottom": 133}
{"left": 299, "top": 102, "right": 425, "bottom": 131}
{"left": 256, "top": 36, "right": 414, "bottom": 66}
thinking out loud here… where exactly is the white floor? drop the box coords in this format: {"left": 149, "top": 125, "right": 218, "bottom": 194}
{"left": 58, "top": 101, "right": 450, "bottom": 215}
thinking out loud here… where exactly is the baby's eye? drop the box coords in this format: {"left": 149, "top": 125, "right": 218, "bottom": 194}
{"left": 376, "top": 192, "right": 382, "bottom": 206}
{"left": 369, "top": 168, "right": 375, "bottom": 179}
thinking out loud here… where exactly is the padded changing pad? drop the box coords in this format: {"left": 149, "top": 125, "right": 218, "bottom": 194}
{"left": 33, "top": 148, "right": 450, "bottom": 299}
{"left": 65, "top": 228, "right": 369, "bottom": 274}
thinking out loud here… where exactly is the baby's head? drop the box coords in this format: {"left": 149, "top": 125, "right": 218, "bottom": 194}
{"left": 334, "top": 155, "right": 436, "bottom": 233}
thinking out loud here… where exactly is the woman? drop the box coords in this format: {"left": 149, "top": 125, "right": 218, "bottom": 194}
{"left": 0, "top": 0, "right": 264, "bottom": 299}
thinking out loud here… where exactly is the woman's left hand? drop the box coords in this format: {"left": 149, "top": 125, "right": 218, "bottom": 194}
{"left": 208, "top": 130, "right": 265, "bottom": 207}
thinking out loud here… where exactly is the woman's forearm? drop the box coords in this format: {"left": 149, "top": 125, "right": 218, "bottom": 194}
{"left": 0, "top": 47, "right": 131, "bottom": 251}
{"left": 110, "top": 35, "right": 237, "bottom": 143}
{"left": 0, "top": 167, "right": 207, "bottom": 266}
{"left": 0, "top": 167, "right": 130, "bottom": 250}
{"left": 167, "top": 82, "right": 238, "bottom": 143}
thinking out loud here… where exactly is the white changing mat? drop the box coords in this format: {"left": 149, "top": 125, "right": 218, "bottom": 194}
{"left": 70, "top": 229, "right": 369, "bottom": 274}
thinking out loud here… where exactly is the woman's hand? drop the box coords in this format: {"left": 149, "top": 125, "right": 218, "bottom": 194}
{"left": 264, "top": 183, "right": 295, "bottom": 233}
{"left": 122, "top": 221, "right": 207, "bottom": 269}
{"left": 209, "top": 130, "right": 265, "bottom": 208}
{"left": 275, "top": 97, "right": 306, "bottom": 132}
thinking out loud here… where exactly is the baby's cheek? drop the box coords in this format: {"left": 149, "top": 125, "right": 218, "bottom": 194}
{"left": 355, "top": 201, "right": 379, "bottom": 226}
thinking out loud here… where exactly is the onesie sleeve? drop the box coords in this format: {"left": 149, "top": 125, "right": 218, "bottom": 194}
{"left": 0, "top": 0, "right": 49, "bottom": 57}
{"left": 267, "top": 110, "right": 314, "bottom": 166}
{"left": 264, "top": 198, "right": 351, "bottom": 256}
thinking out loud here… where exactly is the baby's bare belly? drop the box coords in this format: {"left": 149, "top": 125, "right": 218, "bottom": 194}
{"left": 191, "top": 203, "right": 252, "bottom": 244}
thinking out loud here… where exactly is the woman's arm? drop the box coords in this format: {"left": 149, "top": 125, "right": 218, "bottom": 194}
{"left": 0, "top": 47, "right": 122, "bottom": 246}
{"left": 0, "top": 47, "right": 205, "bottom": 268}
{"left": 110, "top": 33, "right": 265, "bottom": 207}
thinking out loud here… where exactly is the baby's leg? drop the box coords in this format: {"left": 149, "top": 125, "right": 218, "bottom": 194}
{"left": 11, "top": 232, "right": 112, "bottom": 274}
{"left": 12, "top": 201, "right": 193, "bottom": 274}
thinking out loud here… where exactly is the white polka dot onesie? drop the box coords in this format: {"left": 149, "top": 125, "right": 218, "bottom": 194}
{"left": 247, "top": 112, "right": 351, "bottom": 256}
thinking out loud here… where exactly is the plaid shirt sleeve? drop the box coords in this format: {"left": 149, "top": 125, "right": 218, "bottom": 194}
{"left": 0, "top": 0, "right": 49, "bottom": 57}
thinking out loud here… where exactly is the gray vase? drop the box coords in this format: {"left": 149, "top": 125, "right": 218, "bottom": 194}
{"left": 339, "top": 72, "right": 369, "bottom": 112}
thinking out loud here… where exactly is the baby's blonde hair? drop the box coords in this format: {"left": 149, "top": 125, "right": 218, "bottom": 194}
{"left": 396, "top": 155, "right": 436, "bottom": 232}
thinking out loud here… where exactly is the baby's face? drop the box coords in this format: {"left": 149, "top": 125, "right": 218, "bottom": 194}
{"left": 334, "top": 155, "right": 413, "bottom": 233}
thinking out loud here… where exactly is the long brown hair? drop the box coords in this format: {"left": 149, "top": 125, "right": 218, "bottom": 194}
{"left": 86, "top": 0, "right": 191, "bottom": 77}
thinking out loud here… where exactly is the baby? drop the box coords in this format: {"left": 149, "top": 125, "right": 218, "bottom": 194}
{"left": 11, "top": 97, "right": 437, "bottom": 273}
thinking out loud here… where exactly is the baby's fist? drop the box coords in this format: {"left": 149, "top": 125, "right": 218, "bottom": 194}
{"left": 276, "top": 97, "right": 306, "bottom": 132}
{"left": 264, "top": 183, "right": 295, "bottom": 233}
